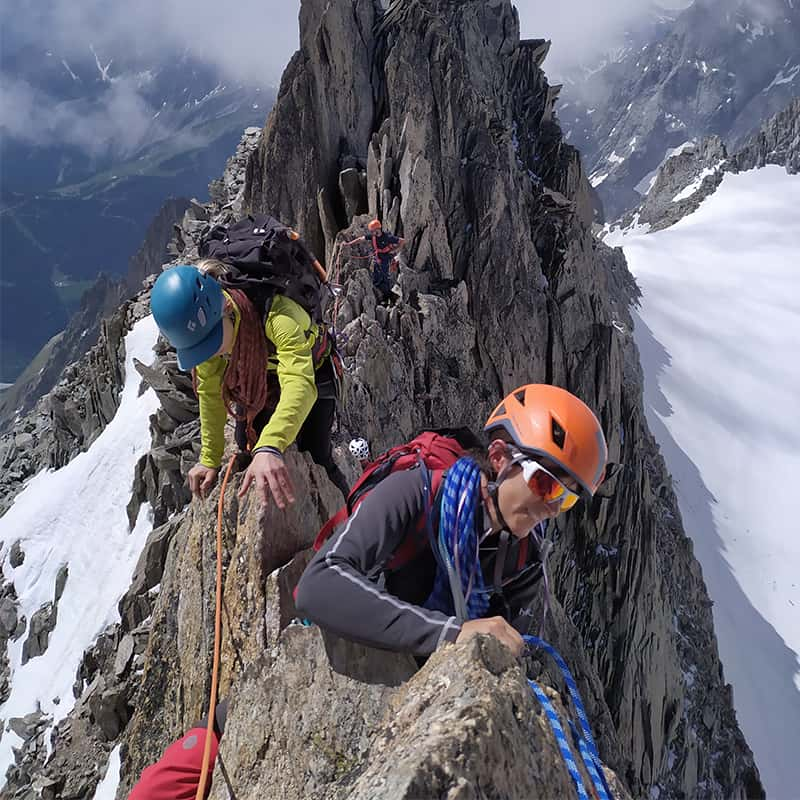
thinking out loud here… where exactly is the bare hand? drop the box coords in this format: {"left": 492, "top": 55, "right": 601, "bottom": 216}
{"left": 456, "top": 616, "right": 525, "bottom": 657}
{"left": 238, "top": 452, "right": 296, "bottom": 510}
{"left": 188, "top": 464, "right": 219, "bottom": 500}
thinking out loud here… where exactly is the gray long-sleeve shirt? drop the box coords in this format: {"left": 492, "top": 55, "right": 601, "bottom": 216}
{"left": 295, "top": 467, "right": 546, "bottom": 656}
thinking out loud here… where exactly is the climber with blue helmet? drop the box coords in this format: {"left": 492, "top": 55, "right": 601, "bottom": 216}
{"left": 150, "top": 261, "right": 349, "bottom": 509}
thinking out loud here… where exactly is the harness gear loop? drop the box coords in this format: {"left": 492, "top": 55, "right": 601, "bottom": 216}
{"left": 195, "top": 452, "right": 237, "bottom": 800}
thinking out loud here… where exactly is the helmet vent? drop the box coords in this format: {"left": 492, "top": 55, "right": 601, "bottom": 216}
{"left": 513, "top": 389, "right": 526, "bottom": 405}
{"left": 551, "top": 418, "right": 566, "bottom": 449}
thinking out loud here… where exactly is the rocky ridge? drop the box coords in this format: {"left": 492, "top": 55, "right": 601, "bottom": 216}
{"left": 1, "top": 2, "right": 763, "bottom": 799}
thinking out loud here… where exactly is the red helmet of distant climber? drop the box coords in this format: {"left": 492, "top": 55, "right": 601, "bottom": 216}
{"left": 484, "top": 384, "right": 608, "bottom": 495}
{"left": 367, "top": 219, "right": 382, "bottom": 231}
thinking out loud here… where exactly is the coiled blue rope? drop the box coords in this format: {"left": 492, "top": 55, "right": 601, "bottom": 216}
{"left": 423, "top": 458, "right": 489, "bottom": 621}
{"left": 572, "top": 720, "right": 611, "bottom": 799}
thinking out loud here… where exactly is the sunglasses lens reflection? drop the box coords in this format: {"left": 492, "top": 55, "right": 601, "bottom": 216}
{"left": 526, "top": 465, "right": 579, "bottom": 510}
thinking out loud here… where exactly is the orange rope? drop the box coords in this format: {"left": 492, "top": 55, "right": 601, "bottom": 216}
{"left": 331, "top": 241, "right": 373, "bottom": 320}
{"left": 195, "top": 453, "right": 237, "bottom": 800}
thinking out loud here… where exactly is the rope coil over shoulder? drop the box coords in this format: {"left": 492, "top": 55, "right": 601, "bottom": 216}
{"left": 422, "top": 457, "right": 489, "bottom": 622}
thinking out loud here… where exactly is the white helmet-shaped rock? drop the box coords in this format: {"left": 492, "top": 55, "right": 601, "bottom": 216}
{"left": 348, "top": 437, "right": 371, "bottom": 461}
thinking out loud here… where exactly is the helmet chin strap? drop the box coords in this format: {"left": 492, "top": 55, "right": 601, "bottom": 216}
{"left": 483, "top": 485, "right": 509, "bottom": 534}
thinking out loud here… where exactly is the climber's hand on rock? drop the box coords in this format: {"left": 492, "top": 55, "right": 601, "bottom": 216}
{"left": 456, "top": 616, "right": 525, "bottom": 657}
{"left": 188, "top": 464, "right": 219, "bottom": 500}
{"left": 238, "top": 451, "right": 296, "bottom": 510}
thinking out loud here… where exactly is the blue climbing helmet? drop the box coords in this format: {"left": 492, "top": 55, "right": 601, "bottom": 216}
{"left": 150, "top": 265, "right": 225, "bottom": 371}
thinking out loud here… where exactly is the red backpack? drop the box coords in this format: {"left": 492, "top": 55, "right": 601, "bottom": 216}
{"left": 314, "top": 430, "right": 474, "bottom": 569}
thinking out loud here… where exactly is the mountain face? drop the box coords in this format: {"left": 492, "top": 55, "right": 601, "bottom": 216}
{"left": 0, "top": 41, "right": 271, "bottom": 383}
{"left": 603, "top": 97, "right": 800, "bottom": 798}
{"left": 0, "top": 2, "right": 763, "bottom": 799}
{"left": 606, "top": 95, "right": 800, "bottom": 233}
{"left": 0, "top": 196, "right": 194, "bottom": 433}
{"left": 558, "top": 0, "right": 800, "bottom": 219}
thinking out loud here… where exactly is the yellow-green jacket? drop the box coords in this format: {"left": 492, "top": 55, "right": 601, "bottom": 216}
{"left": 195, "top": 293, "right": 320, "bottom": 468}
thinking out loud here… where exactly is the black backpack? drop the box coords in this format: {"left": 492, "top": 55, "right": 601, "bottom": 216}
{"left": 199, "top": 213, "right": 326, "bottom": 321}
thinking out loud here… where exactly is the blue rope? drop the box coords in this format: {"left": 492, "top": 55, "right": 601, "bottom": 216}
{"left": 524, "top": 636, "right": 600, "bottom": 759}
{"left": 525, "top": 635, "right": 612, "bottom": 800}
{"left": 528, "top": 680, "right": 590, "bottom": 800}
{"left": 571, "top": 721, "right": 611, "bottom": 800}
{"left": 423, "top": 458, "right": 489, "bottom": 621}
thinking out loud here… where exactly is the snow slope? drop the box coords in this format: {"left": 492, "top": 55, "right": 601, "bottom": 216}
{"left": 609, "top": 166, "right": 800, "bottom": 799}
{"left": 91, "top": 744, "right": 121, "bottom": 800}
{"left": 0, "top": 315, "right": 160, "bottom": 783}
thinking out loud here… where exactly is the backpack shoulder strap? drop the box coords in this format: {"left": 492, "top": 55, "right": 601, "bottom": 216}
{"left": 384, "top": 467, "right": 446, "bottom": 572}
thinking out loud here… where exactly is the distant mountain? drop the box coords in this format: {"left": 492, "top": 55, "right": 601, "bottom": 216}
{"left": 0, "top": 41, "right": 273, "bottom": 382}
{"left": 558, "top": 0, "right": 800, "bottom": 219}
{"left": 602, "top": 96, "right": 800, "bottom": 235}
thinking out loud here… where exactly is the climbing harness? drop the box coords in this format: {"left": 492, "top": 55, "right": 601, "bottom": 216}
{"left": 524, "top": 635, "right": 613, "bottom": 800}
{"left": 195, "top": 453, "right": 237, "bottom": 800}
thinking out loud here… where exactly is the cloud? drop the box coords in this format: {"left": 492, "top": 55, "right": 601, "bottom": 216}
{"left": 1, "top": 0, "right": 296, "bottom": 158}
{"left": 514, "top": 0, "right": 794, "bottom": 77}
{"left": 0, "top": 73, "right": 190, "bottom": 159}
{"left": 3, "top": 0, "right": 301, "bottom": 87}
{"left": 3, "top": 0, "right": 698, "bottom": 90}
{"left": 12, "top": 0, "right": 779, "bottom": 158}
{"left": 513, "top": 0, "right": 691, "bottom": 77}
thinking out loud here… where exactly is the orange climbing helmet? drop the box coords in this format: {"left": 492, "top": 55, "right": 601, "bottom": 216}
{"left": 367, "top": 219, "right": 382, "bottom": 231}
{"left": 484, "top": 384, "right": 608, "bottom": 496}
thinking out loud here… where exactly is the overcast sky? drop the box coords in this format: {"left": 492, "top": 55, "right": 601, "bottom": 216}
{"left": 1, "top": 0, "right": 754, "bottom": 158}
{"left": 3, "top": 0, "right": 698, "bottom": 86}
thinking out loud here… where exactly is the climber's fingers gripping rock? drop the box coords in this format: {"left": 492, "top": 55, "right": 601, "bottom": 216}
{"left": 238, "top": 450, "right": 296, "bottom": 510}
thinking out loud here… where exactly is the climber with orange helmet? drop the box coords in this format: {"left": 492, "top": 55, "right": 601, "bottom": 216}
{"left": 128, "top": 385, "right": 608, "bottom": 798}
{"left": 296, "top": 384, "right": 608, "bottom": 657}
{"left": 345, "top": 219, "right": 405, "bottom": 304}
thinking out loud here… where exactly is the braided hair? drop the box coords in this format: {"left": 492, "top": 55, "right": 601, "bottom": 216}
{"left": 221, "top": 288, "right": 268, "bottom": 449}
{"left": 193, "top": 260, "right": 270, "bottom": 449}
